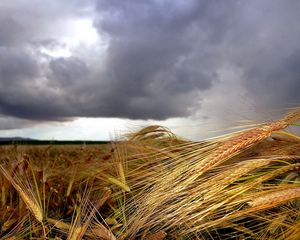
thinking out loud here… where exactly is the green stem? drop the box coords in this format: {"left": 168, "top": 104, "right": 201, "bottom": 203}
{"left": 274, "top": 131, "right": 300, "bottom": 141}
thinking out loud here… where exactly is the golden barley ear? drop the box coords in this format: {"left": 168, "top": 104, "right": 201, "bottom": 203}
{"left": 247, "top": 186, "right": 300, "bottom": 208}
{"left": 0, "top": 161, "right": 43, "bottom": 223}
{"left": 118, "top": 108, "right": 300, "bottom": 239}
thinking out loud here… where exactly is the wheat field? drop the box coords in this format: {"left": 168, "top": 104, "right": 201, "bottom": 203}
{"left": 0, "top": 108, "right": 300, "bottom": 239}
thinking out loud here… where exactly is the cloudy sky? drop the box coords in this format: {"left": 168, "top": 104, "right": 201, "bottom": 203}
{"left": 0, "top": 0, "right": 300, "bottom": 140}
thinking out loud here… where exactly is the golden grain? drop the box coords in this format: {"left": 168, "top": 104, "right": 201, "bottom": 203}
{"left": 248, "top": 187, "right": 300, "bottom": 208}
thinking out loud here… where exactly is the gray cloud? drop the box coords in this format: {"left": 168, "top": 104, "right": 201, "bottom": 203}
{"left": 0, "top": 115, "right": 36, "bottom": 130}
{"left": 90, "top": 0, "right": 231, "bottom": 118}
{"left": 0, "top": 0, "right": 93, "bottom": 46}
{"left": 0, "top": 0, "right": 300, "bottom": 126}
{"left": 227, "top": 0, "right": 300, "bottom": 110}
{"left": 0, "top": 47, "right": 39, "bottom": 84}
{"left": 49, "top": 57, "right": 89, "bottom": 87}
{"left": 243, "top": 51, "right": 300, "bottom": 108}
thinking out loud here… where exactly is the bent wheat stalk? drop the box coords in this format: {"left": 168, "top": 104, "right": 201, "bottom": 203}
{"left": 193, "top": 110, "right": 300, "bottom": 177}
{"left": 247, "top": 187, "right": 300, "bottom": 208}
{"left": 0, "top": 164, "right": 43, "bottom": 223}
{"left": 122, "top": 109, "right": 300, "bottom": 238}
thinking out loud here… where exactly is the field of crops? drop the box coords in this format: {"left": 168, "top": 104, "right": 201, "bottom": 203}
{"left": 0, "top": 109, "right": 300, "bottom": 239}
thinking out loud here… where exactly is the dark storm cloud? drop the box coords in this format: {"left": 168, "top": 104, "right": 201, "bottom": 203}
{"left": 243, "top": 51, "right": 300, "bottom": 108}
{"left": 229, "top": 1, "right": 300, "bottom": 109}
{"left": 0, "top": 0, "right": 95, "bottom": 121}
{"left": 90, "top": 0, "right": 232, "bottom": 118}
{"left": 0, "top": 14, "right": 24, "bottom": 46}
{"left": 0, "top": 47, "right": 39, "bottom": 84}
{"left": 0, "top": 115, "right": 35, "bottom": 130}
{"left": 0, "top": 47, "right": 61, "bottom": 120}
{"left": 0, "top": 0, "right": 300, "bottom": 125}
{"left": 49, "top": 57, "right": 89, "bottom": 86}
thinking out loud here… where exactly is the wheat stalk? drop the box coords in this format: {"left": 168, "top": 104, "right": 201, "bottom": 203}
{"left": 193, "top": 109, "right": 300, "bottom": 176}
{"left": 121, "top": 109, "right": 300, "bottom": 238}
{"left": 0, "top": 164, "right": 43, "bottom": 223}
{"left": 247, "top": 187, "right": 300, "bottom": 208}
{"left": 144, "top": 230, "right": 167, "bottom": 240}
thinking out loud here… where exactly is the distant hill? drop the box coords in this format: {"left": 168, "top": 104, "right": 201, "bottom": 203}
{"left": 0, "top": 137, "right": 109, "bottom": 145}
{"left": 0, "top": 137, "right": 36, "bottom": 142}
